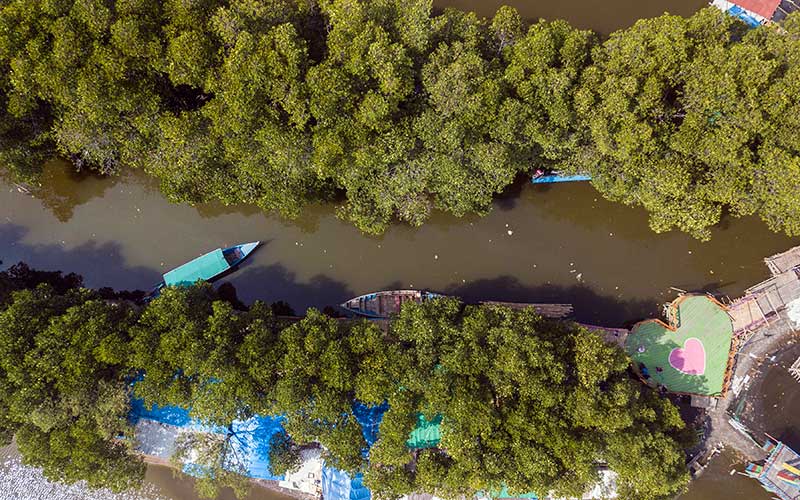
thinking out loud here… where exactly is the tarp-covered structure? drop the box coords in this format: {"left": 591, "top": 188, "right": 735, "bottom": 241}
{"left": 406, "top": 414, "right": 442, "bottom": 449}
{"left": 322, "top": 402, "right": 390, "bottom": 500}
{"left": 323, "top": 468, "right": 371, "bottom": 500}
{"left": 132, "top": 395, "right": 546, "bottom": 500}
{"left": 163, "top": 248, "right": 229, "bottom": 286}
{"left": 322, "top": 404, "right": 448, "bottom": 500}
{"left": 130, "top": 398, "right": 285, "bottom": 480}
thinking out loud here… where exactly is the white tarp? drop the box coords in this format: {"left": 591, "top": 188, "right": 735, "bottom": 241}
{"left": 787, "top": 297, "right": 800, "bottom": 328}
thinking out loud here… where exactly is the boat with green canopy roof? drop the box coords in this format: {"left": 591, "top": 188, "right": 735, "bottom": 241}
{"left": 150, "top": 242, "right": 259, "bottom": 295}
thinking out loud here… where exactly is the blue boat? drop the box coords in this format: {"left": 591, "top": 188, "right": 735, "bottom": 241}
{"left": 531, "top": 171, "right": 592, "bottom": 184}
{"left": 340, "top": 290, "right": 443, "bottom": 319}
{"left": 150, "top": 242, "right": 260, "bottom": 293}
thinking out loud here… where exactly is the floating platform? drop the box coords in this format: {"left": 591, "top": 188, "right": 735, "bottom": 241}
{"left": 625, "top": 295, "right": 735, "bottom": 397}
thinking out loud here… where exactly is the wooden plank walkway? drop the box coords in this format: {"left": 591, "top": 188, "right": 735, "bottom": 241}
{"left": 478, "top": 301, "right": 573, "bottom": 319}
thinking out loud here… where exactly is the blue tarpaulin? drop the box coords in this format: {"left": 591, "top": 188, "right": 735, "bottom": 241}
{"left": 323, "top": 468, "right": 371, "bottom": 500}
{"left": 226, "top": 415, "right": 285, "bottom": 480}
{"left": 130, "top": 398, "right": 192, "bottom": 427}
{"left": 727, "top": 5, "right": 762, "bottom": 27}
{"left": 492, "top": 486, "right": 539, "bottom": 499}
{"left": 320, "top": 402, "right": 388, "bottom": 500}
{"left": 130, "top": 397, "right": 285, "bottom": 480}
{"left": 352, "top": 401, "right": 388, "bottom": 447}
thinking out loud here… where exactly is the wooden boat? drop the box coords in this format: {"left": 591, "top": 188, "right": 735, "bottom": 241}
{"left": 151, "top": 241, "right": 260, "bottom": 293}
{"left": 340, "top": 290, "right": 443, "bottom": 319}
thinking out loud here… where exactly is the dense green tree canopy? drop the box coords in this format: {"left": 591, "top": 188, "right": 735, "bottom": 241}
{"left": 363, "top": 299, "right": 690, "bottom": 500}
{"left": 573, "top": 9, "right": 800, "bottom": 239}
{"left": 0, "top": 270, "right": 692, "bottom": 500}
{"left": 0, "top": 283, "right": 144, "bottom": 491}
{"left": 3, "top": 1, "right": 795, "bottom": 238}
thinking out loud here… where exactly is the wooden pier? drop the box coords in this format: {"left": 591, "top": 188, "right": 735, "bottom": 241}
{"left": 726, "top": 245, "right": 800, "bottom": 334}
{"left": 478, "top": 301, "right": 573, "bottom": 319}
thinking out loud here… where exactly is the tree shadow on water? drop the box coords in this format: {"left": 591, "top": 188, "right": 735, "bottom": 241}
{"left": 220, "top": 263, "right": 354, "bottom": 315}
{"left": 441, "top": 275, "right": 661, "bottom": 326}
{"left": 0, "top": 223, "right": 162, "bottom": 291}
{"left": 371, "top": 275, "right": 661, "bottom": 326}
{"left": 493, "top": 174, "right": 531, "bottom": 212}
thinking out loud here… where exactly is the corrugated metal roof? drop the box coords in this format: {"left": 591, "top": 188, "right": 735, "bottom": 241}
{"left": 163, "top": 248, "right": 228, "bottom": 286}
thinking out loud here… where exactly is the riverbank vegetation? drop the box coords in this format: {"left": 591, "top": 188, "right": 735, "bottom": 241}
{"left": 1, "top": 2, "right": 800, "bottom": 238}
{"left": 0, "top": 264, "right": 691, "bottom": 499}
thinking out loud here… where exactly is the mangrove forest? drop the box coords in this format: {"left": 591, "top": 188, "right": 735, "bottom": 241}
{"left": 1, "top": 1, "right": 800, "bottom": 239}
{"left": 0, "top": 263, "right": 692, "bottom": 499}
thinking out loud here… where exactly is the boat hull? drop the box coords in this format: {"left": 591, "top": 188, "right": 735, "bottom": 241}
{"left": 147, "top": 241, "right": 260, "bottom": 298}
{"left": 340, "top": 290, "right": 443, "bottom": 319}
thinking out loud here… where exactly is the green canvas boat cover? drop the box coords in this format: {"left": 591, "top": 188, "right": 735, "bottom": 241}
{"left": 406, "top": 413, "right": 442, "bottom": 449}
{"left": 164, "top": 248, "right": 228, "bottom": 286}
{"left": 491, "top": 486, "right": 538, "bottom": 499}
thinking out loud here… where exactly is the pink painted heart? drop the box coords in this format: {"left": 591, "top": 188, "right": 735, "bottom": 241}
{"left": 668, "top": 338, "right": 706, "bottom": 375}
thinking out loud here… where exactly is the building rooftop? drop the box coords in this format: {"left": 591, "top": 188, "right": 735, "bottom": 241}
{"left": 733, "top": 0, "right": 781, "bottom": 18}
{"left": 748, "top": 439, "right": 800, "bottom": 500}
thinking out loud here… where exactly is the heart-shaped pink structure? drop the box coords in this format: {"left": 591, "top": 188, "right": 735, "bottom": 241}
{"left": 669, "top": 338, "right": 706, "bottom": 375}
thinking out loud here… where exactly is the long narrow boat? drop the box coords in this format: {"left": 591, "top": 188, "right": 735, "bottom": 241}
{"left": 340, "top": 290, "right": 443, "bottom": 319}
{"left": 531, "top": 170, "right": 591, "bottom": 184}
{"left": 150, "top": 241, "right": 260, "bottom": 293}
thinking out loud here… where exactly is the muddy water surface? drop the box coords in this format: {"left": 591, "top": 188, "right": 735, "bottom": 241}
{"left": 434, "top": 0, "right": 708, "bottom": 34}
{"left": 3, "top": 162, "right": 798, "bottom": 325}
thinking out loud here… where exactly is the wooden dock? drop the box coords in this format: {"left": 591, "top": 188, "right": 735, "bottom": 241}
{"left": 478, "top": 301, "right": 573, "bottom": 319}
{"left": 576, "top": 323, "right": 629, "bottom": 348}
{"left": 766, "top": 246, "right": 800, "bottom": 276}
{"left": 725, "top": 244, "right": 800, "bottom": 333}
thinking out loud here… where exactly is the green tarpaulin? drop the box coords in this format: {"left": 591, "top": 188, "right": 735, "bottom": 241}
{"left": 406, "top": 414, "right": 442, "bottom": 449}
{"left": 491, "top": 486, "right": 538, "bottom": 499}
{"left": 163, "top": 248, "right": 228, "bottom": 286}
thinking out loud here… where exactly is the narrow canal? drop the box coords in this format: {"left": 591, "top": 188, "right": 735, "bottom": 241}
{"left": 3, "top": 161, "right": 798, "bottom": 326}
{"left": 0, "top": 0, "right": 795, "bottom": 498}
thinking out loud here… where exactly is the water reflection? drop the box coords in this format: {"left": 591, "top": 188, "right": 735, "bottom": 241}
{"left": 145, "top": 465, "right": 293, "bottom": 500}
{"left": 433, "top": 0, "right": 708, "bottom": 35}
{"left": 0, "top": 223, "right": 162, "bottom": 291}
{"left": 29, "top": 160, "right": 119, "bottom": 223}
{"left": 739, "top": 342, "right": 800, "bottom": 450}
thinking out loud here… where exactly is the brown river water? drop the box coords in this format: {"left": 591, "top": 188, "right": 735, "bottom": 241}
{"left": 0, "top": 0, "right": 794, "bottom": 498}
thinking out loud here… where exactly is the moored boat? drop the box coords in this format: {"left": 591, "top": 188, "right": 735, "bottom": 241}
{"left": 531, "top": 169, "right": 591, "bottom": 184}
{"left": 150, "top": 241, "right": 260, "bottom": 294}
{"left": 340, "top": 289, "right": 443, "bottom": 319}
